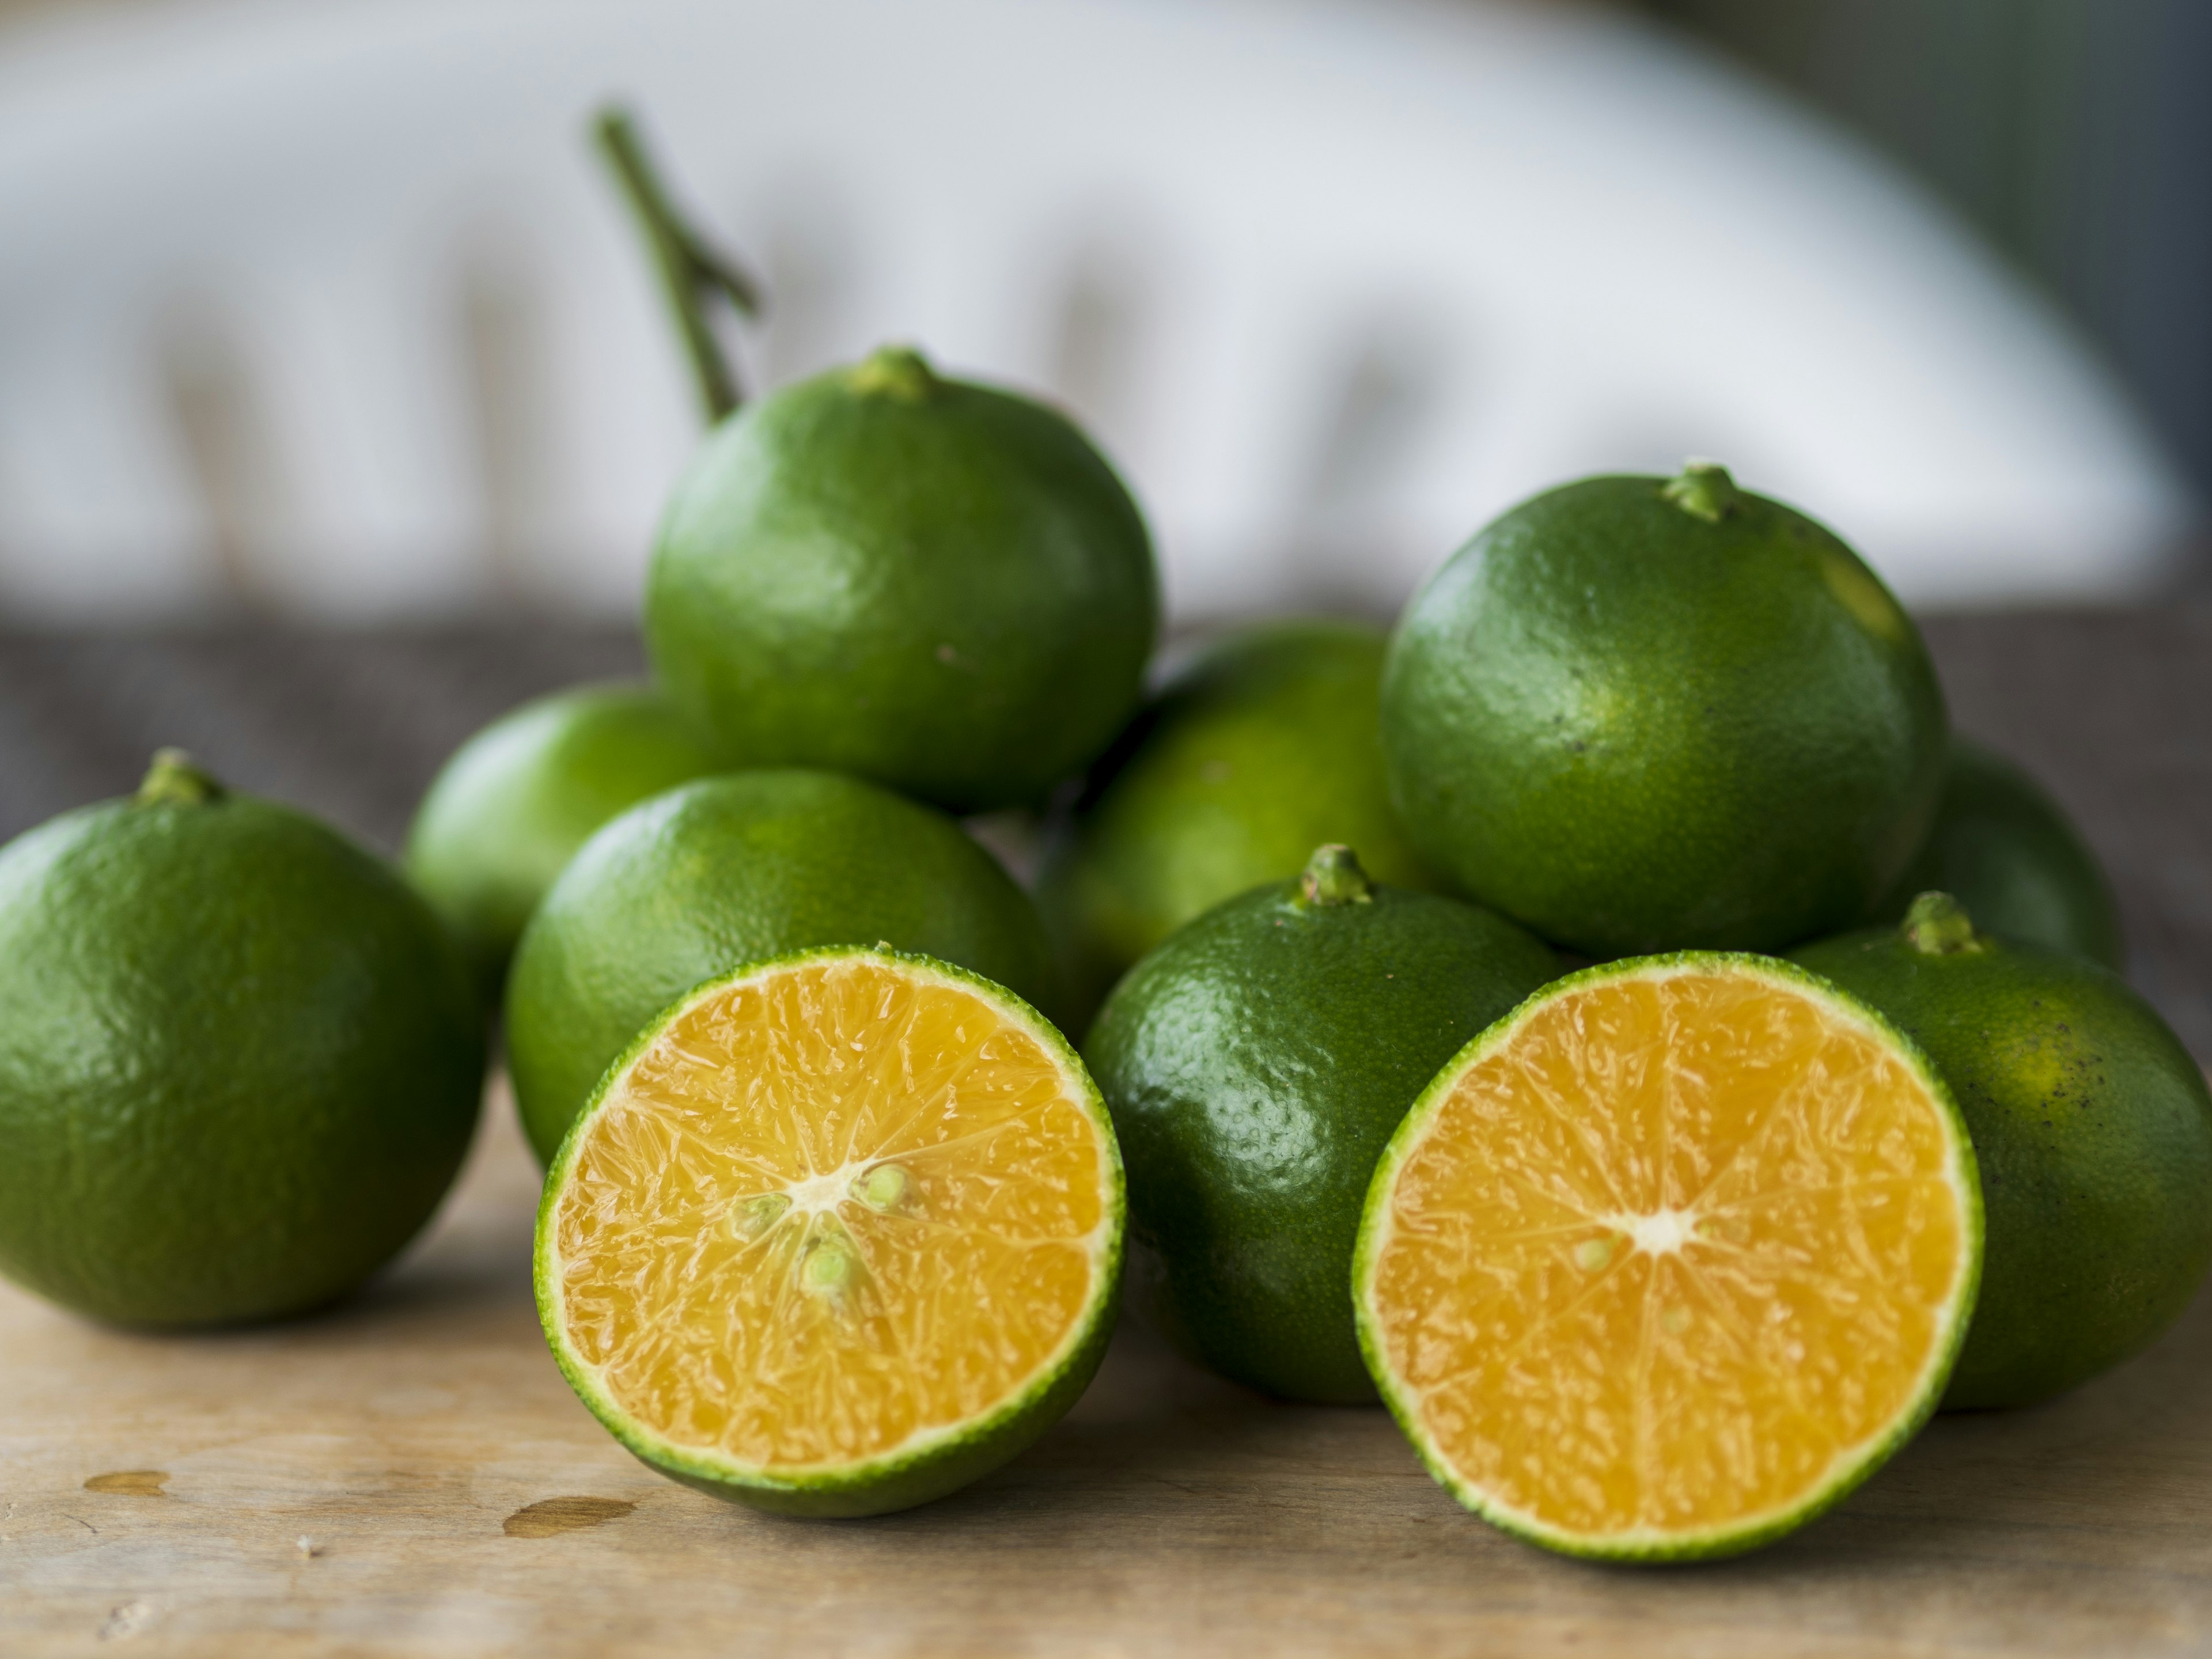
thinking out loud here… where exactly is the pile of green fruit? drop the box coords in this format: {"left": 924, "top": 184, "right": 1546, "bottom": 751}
{"left": 0, "top": 107, "right": 2202, "bottom": 1567}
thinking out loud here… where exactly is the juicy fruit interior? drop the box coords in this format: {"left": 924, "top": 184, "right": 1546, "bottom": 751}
{"left": 549, "top": 956, "right": 1112, "bottom": 1473}
{"left": 1365, "top": 964, "right": 1973, "bottom": 1548}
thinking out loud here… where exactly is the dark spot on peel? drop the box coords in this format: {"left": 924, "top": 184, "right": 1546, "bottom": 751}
{"left": 503, "top": 1496, "right": 637, "bottom": 1537}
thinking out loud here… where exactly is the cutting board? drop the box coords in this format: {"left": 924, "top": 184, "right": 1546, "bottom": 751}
{"left": 5, "top": 1080, "right": 2212, "bottom": 1658}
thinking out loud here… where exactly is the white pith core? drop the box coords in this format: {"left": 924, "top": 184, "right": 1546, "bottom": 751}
{"left": 749, "top": 1162, "right": 888, "bottom": 1222}
{"left": 1611, "top": 1207, "right": 1700, "bottom": 1256}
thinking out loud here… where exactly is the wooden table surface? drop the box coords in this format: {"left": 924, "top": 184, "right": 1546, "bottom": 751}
{"left": 5, "top": 1079, "right": 2212, "bottom": 1658}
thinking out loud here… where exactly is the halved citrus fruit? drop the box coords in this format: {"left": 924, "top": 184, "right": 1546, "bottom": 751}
{"left": 1354, "top": 955, "right": 1981, "bottom": 1561}
{"left": 535, "top": 946, "right": 1123, "bottom": 1516}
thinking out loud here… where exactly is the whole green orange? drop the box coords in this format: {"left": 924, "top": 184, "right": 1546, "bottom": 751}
{"left": 1039, "top": 618, "right": 1445, "bottom": 1027}
{"left": 1381, "top": 463, "right": 1947, "bottom": 956}
{"left": 645, "top": 346, "right": 1159, "bottom": 814}
{"left": 1871, "top": 737, "right": 2123, "bottom": 969}
{"left": 403, "top": 684, "right": 723, "bottom": 994}
{"left": 1083, "top": 845, "right": 1556, "bottom": 1402}
{"left": 0, "top": 752, "right": 484, "bottom": 1327}
{"left": 505, "top": 768, "right": 1056, "bottom": 1164}
{"left": 1791, "top": 892, "right": 2212, "bottom": 1408}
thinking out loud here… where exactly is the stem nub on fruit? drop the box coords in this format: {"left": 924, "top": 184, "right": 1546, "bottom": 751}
{"left": 1298, "top": 844, "right": 1374, "bottom": 908}
{"left": 592, "top": 104, "right": 766, "bottom": 425}
{"left": 849, "top": 344, "right": 940, "bottom": 403}
{"left": 1903, "top": 891, "right": 1983, "bottom": 955}
{"left": 1662, "top": 460, "right": 1740, "bottom": 523}
{"left": 135, "top": 748, "right": 224, "bottom": 808}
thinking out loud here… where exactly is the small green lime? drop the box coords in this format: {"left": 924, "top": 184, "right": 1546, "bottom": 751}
{"left": 1791, "top": 892, "right": 2212, "bottom": 1408}
{"left": 1381, "top": 463, "right": 1947, "bottom": 955}
{"left": 505, "top": 768, "right": 1056, "bottom": 1164}
{"left": 403, "top": 684, "right": 723, "bottom": 994}
{"left": 1039, "top": 618, "right": 1447, "bottom": 1026}
{"left": 645, "top": 345, "right": 1160, "bottom": 814}
{"left": 1870, "top": 737, "right": 2123, "bottom": 969}
{"left": 1083, "top": 845, "right": 1556, "bottom": 1402}
{"left": 0, "top": 752, "right": 485, "bottom": 1327}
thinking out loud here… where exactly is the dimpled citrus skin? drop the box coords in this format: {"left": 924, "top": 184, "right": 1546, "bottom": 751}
{"left": 0, "top": 782, "right": 484, "bottom": 1327}
{"left": 1381, "top": 471, "right": 1947, "bottom": 956}
{"left": 645, "top": 351, "right": 1159, "bottom": 815}
{"left": 1039, "top": 618, "right": 1448, "bottom": 1026}
{"left": 404, "top": 683, "right": 724, "bottom": 995}
{"left": 505, "top": 769, "right": 1056, "bottom": 1165}
{"left": 1870, "top": 738, "right": 2123, "bottom": 970}
{"left": 1084, "top": 865, "right": 1556, "bottom": 1402}
{"left": 1791, "top": 914, "right": 2212, "bottom": 1408}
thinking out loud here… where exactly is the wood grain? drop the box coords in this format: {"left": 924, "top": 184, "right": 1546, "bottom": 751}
{"left": 5, "top": 1081, "right": 2212, "bottom": 1657}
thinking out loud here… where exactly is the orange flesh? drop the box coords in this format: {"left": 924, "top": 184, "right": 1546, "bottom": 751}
{"left": 550, "top": 957, "right": 1111, "bottom": 1472}
{"left": 1366, "top": 966, "right": 1971, "bottom": 1543}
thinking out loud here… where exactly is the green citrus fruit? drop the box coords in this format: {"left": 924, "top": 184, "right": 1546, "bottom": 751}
{"left": 1082, "top": 844, "right": 1555, "bottom": 1403}
{"left": 1039, "top": 617, "right": 1448, "bottom": 1026}
{"left": 644, "top": 344, "right": 1160, "bottom": 815}
{"left": 1357, "top": 952, "right": 1980, "bottom": 1559}
{"left": 0, "top": 751, "right": 486, "bottom": 1327}
{"left": 1870, "top": 738, "right": 2123, "bottom": 969}
{"left": 1381, "top": 462, "right": 1948, "bottom": 956}
{"left": 506, "top": 768, "right": 1056, "bottom": 1165}
{"left": 403, "top": 684, "right": 723, "bottom": 994}
{"left": 536, "top": 944, "right": 1122, "bottom": 1516}
{"left": 1790, "top": 892, "right": 2212, "bottom": 1409}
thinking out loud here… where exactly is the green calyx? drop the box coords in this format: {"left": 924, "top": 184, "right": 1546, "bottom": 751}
{"left": 1903, "top": 891, "right": 1983, "bottom": 956}
{"left": 1661, "top": 460, "right": 1740, "bottom": 524}
{"left": 849, "top": 344, "right": 940, "bottom": 403}
{"left": 135, "top": 748, "right": 225, "bottom": 808}
{"left": 1298, "top": 844, "right": 1374, "bottom": 908}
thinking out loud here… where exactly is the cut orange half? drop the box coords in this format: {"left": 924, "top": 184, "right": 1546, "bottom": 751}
{"left": 1354, "top": 954, "right": 1980, "bottom": 1561}
{"left": 535, "top": 946, "right": 1123, "bottom": 1517}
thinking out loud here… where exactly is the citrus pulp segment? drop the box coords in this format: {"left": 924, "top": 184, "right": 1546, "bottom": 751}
{"left": 536, "top": 947, "right": 1123, "bottom": 1516}
{"left": 1354, "top": 956, "right": 1980, "bottom": 1560}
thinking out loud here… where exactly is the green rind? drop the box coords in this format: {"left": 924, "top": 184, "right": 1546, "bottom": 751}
{"left": 1789, "top": 919, "right": 2212, "bottom": 1409}
{"left": 534, "top": 944, "right": 1125, "bottom": 1518}
{"left": 645, "top": 356, "right": 1160, "bottom": 815}
{"left": 1085, "top": 872, "right": 1557, "bottom": 1403}
{"left": 0, "top": 786, "right": 486, "bottom": 1328}
{"left": 1869, "top": 737, "right": 2124, "bottom": 970}
{"left": 1380, "top": 472, "right": 1948, "bottom": 956}
{"left": 403, "top": 683, "right": 725, "bottom": 997}
{"left": 1352, "top": 952, "right": 1984, "bottom": 1563}
{"left": 505, "top": 768, "right": 1058, "bottom": 1166}
{"left": 1037, "top": 617, "right": 1449, "bottom": 1028}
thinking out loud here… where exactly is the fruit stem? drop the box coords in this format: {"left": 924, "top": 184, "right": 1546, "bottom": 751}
{"left": 849, "top": 344, "right": 940, "bottom": 402}
{"left": 136, "top": 748, "right": 225, "bottom": 807}
{"left": 1903, "top": 891, "right": 1983, "bottom": 955}
{"left": 1298, "top": 844, "right": 1375, "bottom": 907}
{"left": 1662, "top": 460, "right": 1740, "bottom": 523}
{"left": 592, "top": 104, "right": 766, "bottom": 426}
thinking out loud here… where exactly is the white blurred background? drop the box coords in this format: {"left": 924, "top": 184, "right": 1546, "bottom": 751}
{"left": 0, "top": 0, "right": 2199, "bottom": 626}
